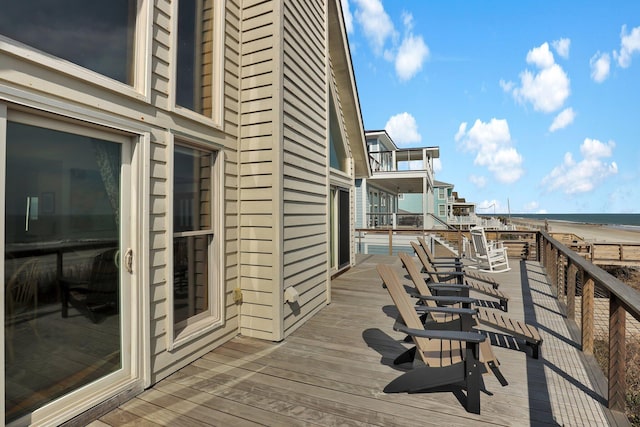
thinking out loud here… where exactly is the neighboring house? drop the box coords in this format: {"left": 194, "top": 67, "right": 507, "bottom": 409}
{"left": 356, "top": 130, "right": 439, "bottom": 229}
{"left": 432, "top": 180, "right": 481, "bottom": 230}
{"left": 448, "top": 191, "right": 480, "bottom": 229}
{"left": 433, "top": 180, "right": 455, "bottom": 225}
{"left": 0, "top": 1, "right": 368, "bottom": 425}
{"left": 432, "top": 181, "right": 499, "bottom": 230}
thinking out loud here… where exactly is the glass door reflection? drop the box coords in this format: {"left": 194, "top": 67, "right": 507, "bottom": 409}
{"left": 4, "top": 121, "right": 123, "bottom": 423}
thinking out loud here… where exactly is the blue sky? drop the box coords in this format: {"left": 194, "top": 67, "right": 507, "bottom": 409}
{"left": 342, "top": 0, "right": 640, "bottom": 214}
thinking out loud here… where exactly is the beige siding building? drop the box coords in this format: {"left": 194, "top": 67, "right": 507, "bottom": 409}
{"left": 0, "top": 0, "right": 367, "bottom": 425}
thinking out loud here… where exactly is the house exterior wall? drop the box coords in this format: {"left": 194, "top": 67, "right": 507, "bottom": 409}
{"left": 281, "top": 0, "right": 330, "bottom": 336}
{"left": 149, "top": 0, "right": 241, "bottom": 383}
{"left": 0, "top": 0, "right": 364, "bottom": 423}
{"left": 238, "top": 0, "right": 333, "bottom": 341}
{"left": 1, "top": 0, "right": 242, "bottom": 422}
{"left": 238, "top": 0, "right": 281, "bottom": 341}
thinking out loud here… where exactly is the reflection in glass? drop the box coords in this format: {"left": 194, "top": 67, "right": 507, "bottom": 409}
{"left": 176, "top": 0, "right": 214, "bottom": 115}
{"left": 0, "top": 0, "right": 136, "bottom": 84}
{"left": 173, "top": 145, "right": 213, "bottom": 332}
{"left": 173, "top": 146, "right": 212, "bottom": 232}
{"left": 173, "top": 235, "right": 210, "bottom": 325}
{"left": 4, "top": 122, "right": 122, "bottom": 423}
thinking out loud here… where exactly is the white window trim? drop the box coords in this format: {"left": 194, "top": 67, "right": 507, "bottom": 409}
{"left": 169, "top": 0, "right": 225, "bottom": 129}
{"left": 166, "top": 134, "right": 225, "bottom": 351}
{"left": 0, "top": 0, "right": 152, "bottom": 102}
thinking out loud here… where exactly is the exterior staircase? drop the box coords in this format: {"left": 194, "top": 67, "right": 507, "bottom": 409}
{"left": 429, "top": 233, "right": 460, "bottom": 257}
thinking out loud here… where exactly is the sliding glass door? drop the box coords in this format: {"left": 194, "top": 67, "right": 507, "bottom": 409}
{"left": 330, "top": 187, "right": 351, "bottom": 270}
{"left": 3, "top": 115, "right": 134, "bottom": 425}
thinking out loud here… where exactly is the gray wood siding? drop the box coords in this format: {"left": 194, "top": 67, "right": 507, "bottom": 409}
{"left": 149, "top": 0, "right": 241, "bottom": 381}
{"left": 282, "top": 0, "right": 329, "bottom": 335}
{"left": 238, "top": 0, "right": 280, "bottom": 340}
{"left": 0, "top": 0, "right": 242, "bottom": 394}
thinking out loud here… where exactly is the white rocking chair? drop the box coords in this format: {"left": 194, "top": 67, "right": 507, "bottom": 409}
{"left": 469, "top": 227, "right": 510, "bottom": 273}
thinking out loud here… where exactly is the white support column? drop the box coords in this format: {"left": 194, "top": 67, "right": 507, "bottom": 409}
{"left": 422, "top": 176, "right": 428, "bottom": 229}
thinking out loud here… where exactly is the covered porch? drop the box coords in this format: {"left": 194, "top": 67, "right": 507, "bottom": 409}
{"left": 90, "top": 254, "right": 627, "bottom": 426}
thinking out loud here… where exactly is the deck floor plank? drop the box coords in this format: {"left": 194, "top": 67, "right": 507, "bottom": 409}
{"left": 97, "top": 254, "right": 622, "bottom": 426}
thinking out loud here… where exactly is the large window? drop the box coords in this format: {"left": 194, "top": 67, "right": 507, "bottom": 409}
{"left": 176, "top": 0, "right": 223, "bottom": 122}
{"left": 172, "top": 144, "right": 218, "bottom": 338}
{"left": 0, "top": 1, "right": 137, "bottom": 85}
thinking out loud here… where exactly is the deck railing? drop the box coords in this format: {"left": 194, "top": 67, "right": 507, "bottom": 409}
{"left": 538, "top": 230, "right": 640, "bottom": 413}
{"left": 354, "top": 227, "right": 640, "bottom": 414}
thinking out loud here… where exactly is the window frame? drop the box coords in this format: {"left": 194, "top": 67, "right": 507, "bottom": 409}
{"left": 0, "top": 0, "right": 152, "bottom": 101}
{"left": 166, "top": 134, "right": 224, "bottom": 351}
{"left": 170, "top": 0, "right": 225, "bottom": 129}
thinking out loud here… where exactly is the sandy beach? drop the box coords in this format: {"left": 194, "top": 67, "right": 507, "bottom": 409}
{"left": 510, "top": 217, "right": 640, "bottom": 244}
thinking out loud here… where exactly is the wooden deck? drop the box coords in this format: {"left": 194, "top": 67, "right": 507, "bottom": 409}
{"left": 91, "top": 255, "right": 630, "bottom": 426}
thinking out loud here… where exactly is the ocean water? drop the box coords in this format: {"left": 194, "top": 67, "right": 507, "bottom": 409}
{"left": 506, "top": 213, "right": 640, "bottom": 228}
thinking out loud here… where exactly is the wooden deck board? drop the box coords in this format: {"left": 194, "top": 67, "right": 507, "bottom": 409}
{"left": 96, "top": 255, "right": 624, "bottom": 426}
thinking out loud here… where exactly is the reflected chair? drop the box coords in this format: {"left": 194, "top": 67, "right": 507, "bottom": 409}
{"left": 60, "top": 248, "right": 119, "bottom": 323}
{"left": 5, "top": 258, "right": 40, "bottom": 362}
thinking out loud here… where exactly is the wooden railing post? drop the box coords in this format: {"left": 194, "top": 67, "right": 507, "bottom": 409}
{"left": 536, "top": 233, "right": 542, "bottom": 263}
{"left": 550, "top": 246, "right": 558, "bottom": 295}
{"left": 566, "top": 263, "right": 577, "bottom": 320}
{"left": 388, "top": 229, "right": 393, "bottom": 256}
{"left": 544, "top": 240, "right": 550, "bottom": 271}
{"left": 557, "top": 253, "right": 566, "bottom": 299}
{"left": 581, "top": 273, "right": 595, "bottom": 354}
{"left": 608, "top": 294, "right": 627, "bottom": 412}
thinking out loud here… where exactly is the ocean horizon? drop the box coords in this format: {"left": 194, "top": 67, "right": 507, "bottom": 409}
{"left": 493, "top": 213, "right": 640, "bottom": 228}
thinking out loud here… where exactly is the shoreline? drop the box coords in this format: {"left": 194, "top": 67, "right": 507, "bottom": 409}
{"left": 509, "top": 217, "right": 640, "bottom": 244}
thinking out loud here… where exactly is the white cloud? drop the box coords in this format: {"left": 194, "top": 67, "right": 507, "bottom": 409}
{"left": 590, "top": 51, "right": 611, "bottom": 83}
{"left": 552, "top": 38, "right": 571, "bottom": 59}
{"left": 433, "top": 158, "right": 442, "bottom": 174}
{"left": 469, "top": 174, "right": 487, "bottom": 188}
{"left": 513, "top": 65, "right": 570, "bottom": 113}
{"left": 454, "top": 122, "right": 467, "bottom": 142}
{"left": 549, "top": 107, "right": 576, "bottom": 132}
{"left": 455, "top": 118, "right": 524, "bottom": 184}
{"left": 505, "top": 42, "right": 571, "bottom": 113}
{"left": 581, "top": 137, "right": 615, "bottom": 158}
{"left": 526, "top": 42, "right": 555, "bottom": 68}
{"left": 341, "top": 0, "right": 354, "bottom": 33}
{"left": 542, "top": 138, "right": 618, "bottom": 194}
{"left": 523, "top": 201, "right": 539, "bottom": 212}
{"left": 353, "top": 0, "right": 396, "bottom": 55}
{"left": 499, "top": 79, "right": 515, "bottom": 92}
{"left": 402, "top": 10, "right": 414, "bottom": 30}
{"left": 351, "top": 4, "right": 428, "bottom": 81}
{"left": 477, "top": 199, "right": 505, "bottom": 214}
{"left": 395, "top": 34, "right": 429, "bottom": 81}
{"left": 385, "top": 112, "right": 421, "bottom": 146}
{"left": 615, "top": 25, "right": 640, "bottom": 68}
